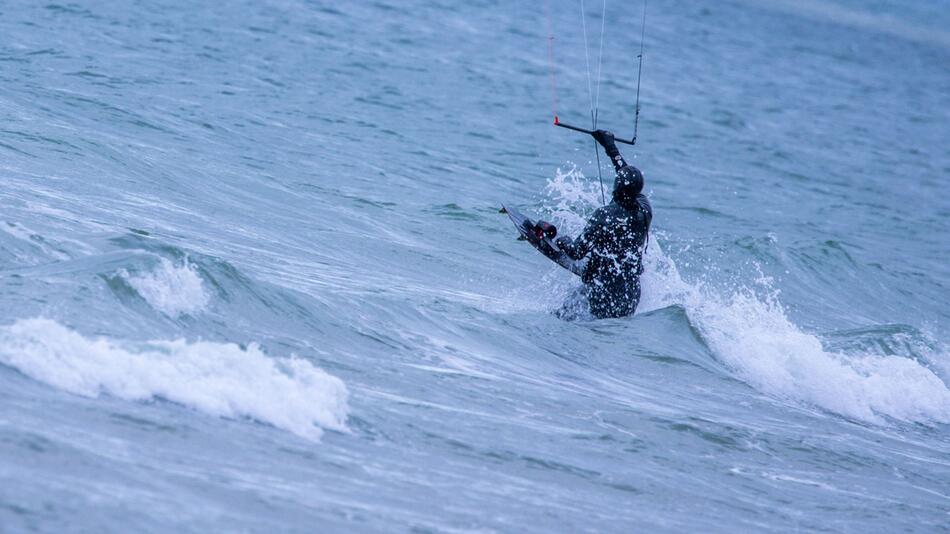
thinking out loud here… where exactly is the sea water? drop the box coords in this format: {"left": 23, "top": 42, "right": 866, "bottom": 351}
{"left": 1, "top": 0, "right": 948, "bottom": 531}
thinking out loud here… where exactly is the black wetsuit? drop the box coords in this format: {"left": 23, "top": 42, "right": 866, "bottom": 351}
{"left": 558, "top": 141, "right": 652, "bottom": 318}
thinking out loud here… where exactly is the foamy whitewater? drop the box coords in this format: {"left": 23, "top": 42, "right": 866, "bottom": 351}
{"left": 120, "top": 258, "right": 210, "bottom": 317}
{"left": 1, "top": 1, "right": 948, "bottom": 532}
{"left": 0, "top": 319, "right": 348, "bottom": 441}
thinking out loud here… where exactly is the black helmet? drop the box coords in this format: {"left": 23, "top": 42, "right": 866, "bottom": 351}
{"left": 613, "top": 165, "right": 644, "bottom": 208}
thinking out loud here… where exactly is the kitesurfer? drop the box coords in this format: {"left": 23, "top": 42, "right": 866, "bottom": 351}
{"left": 554, "top": 129, "right": 652, "bottom": 318}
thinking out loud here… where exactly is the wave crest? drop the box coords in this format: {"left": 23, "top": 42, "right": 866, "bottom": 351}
{"left": 0, "top": 318, "right": 349, "bottom": 440}
{"left": 119, "top": 257, "right": 210, "bottom": 317}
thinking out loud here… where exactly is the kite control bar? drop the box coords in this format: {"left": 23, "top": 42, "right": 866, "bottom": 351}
{"left": 554, "top": 116, "right": 637, "bottom": 145}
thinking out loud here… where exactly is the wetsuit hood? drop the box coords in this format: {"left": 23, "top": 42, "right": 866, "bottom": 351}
{"left": 612, "top": 165, "right": 644, "bottom": 209}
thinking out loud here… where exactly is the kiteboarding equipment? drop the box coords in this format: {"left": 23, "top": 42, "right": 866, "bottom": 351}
{"left": 545, "top": 0, "right": 648, "bottom": 203}
{"left": 500, "top": 205, "right": 585, "bottom": 277}
{"left": 534, "top": 220, "right": 558, "bottom": 240}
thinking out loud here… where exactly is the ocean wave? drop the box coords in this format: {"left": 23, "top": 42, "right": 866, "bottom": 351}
{"left": 688, "top": 289, "right": 950, "bottom": 424}
{"left": 0, "top": 318, "right": 349, "bottom": 440}
{"left": 119, "top": 257, "right": 211, "bottom": 317}
{"left": 543, "top": 167, "right": 950, "bottom": 425}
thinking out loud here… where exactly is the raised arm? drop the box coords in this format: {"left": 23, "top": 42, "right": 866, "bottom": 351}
{"left": 592, "top": 130, "right": 628, "bottom": 172}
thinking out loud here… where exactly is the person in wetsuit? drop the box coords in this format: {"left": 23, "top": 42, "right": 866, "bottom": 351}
{"left": 554, "top": 129, "right": 652, "bottom": 318}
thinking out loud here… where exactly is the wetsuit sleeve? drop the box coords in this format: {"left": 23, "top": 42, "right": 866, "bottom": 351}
{"left": 602, "top": 140, "right": 628, "bottom": 171}
{"left": 559, "top": 210, "right": 604, "bottom": 260}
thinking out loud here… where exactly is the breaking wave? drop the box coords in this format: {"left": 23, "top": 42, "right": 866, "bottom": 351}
{"left": 120, "top": 257, "right": 211, "bottom": 317}
{"left": 542, "top": 167, "right": 950, "bottom": 424}
{"left": 0, "top": 318, "right": 349, "bottom": 440}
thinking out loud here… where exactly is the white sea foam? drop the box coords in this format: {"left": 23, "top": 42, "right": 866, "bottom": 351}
{"left": 0, "top": 318, "right": 349, "bottom": 440}
{"left": 121, "top": 258, "right": 210, "bottom": 317}
{"left": 543, "top": 167, "right": 950, "bottom": 424}
{"left": 687, "top": 288, "right": 950, "bottom": 424}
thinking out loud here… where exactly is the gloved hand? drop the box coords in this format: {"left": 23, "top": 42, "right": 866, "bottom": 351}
{"left": 591, "top": 129, "right": 616, "bottom": 148}
{"left": 534, "top": 220, "right": 557, "bottom": 239}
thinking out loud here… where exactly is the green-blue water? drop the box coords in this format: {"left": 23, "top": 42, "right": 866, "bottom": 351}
{"left": 1, "top": 1, "right": 948, "bottom": 531}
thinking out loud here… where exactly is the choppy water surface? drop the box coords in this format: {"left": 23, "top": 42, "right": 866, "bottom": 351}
{"left": 1, "top": 1, "right": 949, "bottom": 532}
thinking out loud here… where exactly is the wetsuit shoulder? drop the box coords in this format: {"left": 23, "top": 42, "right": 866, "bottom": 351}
{"left": 582, "top": 206, "right": 613, "bottom": 244}
{"left": 590, "top": 205, "right": 612, "bottom": 224}
{"left": 559, "top": 206, "right": 610, "bottom": 260}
